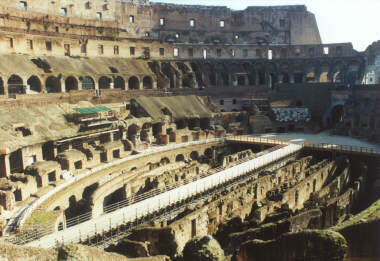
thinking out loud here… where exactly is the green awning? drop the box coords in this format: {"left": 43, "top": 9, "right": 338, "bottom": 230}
{"left": 74, "top": 106, "right": 112, "bottom": 114}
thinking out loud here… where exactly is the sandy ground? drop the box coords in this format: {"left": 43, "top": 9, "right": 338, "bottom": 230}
{"left": 253, "top": 131, "right": 380, "bottom": 150}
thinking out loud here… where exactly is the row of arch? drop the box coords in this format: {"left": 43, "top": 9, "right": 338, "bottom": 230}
{"left": 183, "top": 59, "right": 365, "bottom": 87}
{"left": 0, "top": 74, "right": 155, "bottom": 95}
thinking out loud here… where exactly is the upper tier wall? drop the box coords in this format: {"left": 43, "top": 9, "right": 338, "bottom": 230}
{"left": 0, "top": 1, "right": 321, "bottom": 45}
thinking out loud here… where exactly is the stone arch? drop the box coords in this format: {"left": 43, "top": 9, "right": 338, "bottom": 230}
{"left": 332, "top": 62, "right": 345, "bottom": 83}
{"left": 128, "top": 124, "right": 140, "bottom": 139}
{"left": 175, "top": 154, "right": 185, "bottom": 162}
{"left": 8, "top": 74, "right": 24, "bottom": 94}
{"left": 128, "top": 76, "right": 140, "bottom": 90}
{"left": 190, "top": 151, "right": 199, "bottom": 161}
{"left": 65, "top": 76, "right": 78, "bottom": 92}
{"left": 27, "top": 75, "right": 41, "bottom": 93}
{"left": 114, "top": 76, "right": 125, "bottom": 90}
{"left": 330, "top": 105, "right": 344, "bottom": 127}
{"left": 46, "top": 76, "right": 61, "bottom": 93}
{"left": 99, "top": 76, "right": 111, "bottom": 89}
{"left": 81, "top": 76, "right": 95, "bottom": 90}
{"left": 142, "top": 76, "right": 153, "bottom": 89}
{"left": 160, "top": 157, "right": 170, "bottom": 165}
{"left": 319, "top": 64, "right": 330, "bottom": 83}
{"left": 304, "top": 64, "right": 316, "bottom": 83}
{"left": 204, "top": 148, "right": 213, "bottom": 158}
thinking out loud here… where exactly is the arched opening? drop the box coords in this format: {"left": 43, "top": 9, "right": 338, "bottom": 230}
{"left": 190, "top": 151, "right": 199, "bottom": 161}
{"left": 99, "top": 76, "right": 111, "bottom": 89}
{"left": 27, "top": 76, "right": 41, "bottom": 93}
{"left": 65, "top": 76, "right": 78, "bottom": 92}
{"left": 46, "top": 76, "right": 61, "bottom": 93}
{"left": 103, "top": 187, "right": 125, "bottom": 213}
{"left": 8, "top": 75, "right": 24, "bottom": 94}
{"left": 0, "top": 78, "right": 4, "bottom": 95}
{"left": 114, "top": 76, "right": 125, "bottom": 90}
{"left": 129, "top": 76, "right": 140, "bottom": 90}
{"left": 204, "top": 148, "right": 213, "bottom": 158}
{"left": 331, "top": 105, "right": 344, "bottom": 127}
{"left": 319, "top": 65, "right": 329, "bottom": 83}
{"left": 143, "top": 76, "right": 153, "bottom": 89}
{"left": 175, "top": 154, "right": 185, "bottom": 162}
{"left": 81, "top": 76, "right": 95, "bottom": 90}
{"left": 127, "top": 124, "right": 140, "bottom": 140}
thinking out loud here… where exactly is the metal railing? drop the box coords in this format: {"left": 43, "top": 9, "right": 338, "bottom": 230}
{"left": 303, "top": 142, "right": 380, "bottom": 155}
{"left": 9, "top": 143, "right": 300, "bottom": 247}
{"left": 5, "top": 138, "right": 224, "bottom": 236}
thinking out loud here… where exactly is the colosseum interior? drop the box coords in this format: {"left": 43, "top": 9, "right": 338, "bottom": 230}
{"left": 0, "top": 0, "right": 378, "bottom": 260}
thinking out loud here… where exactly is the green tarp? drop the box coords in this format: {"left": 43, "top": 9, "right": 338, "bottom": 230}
{"left": 74, "top": 106, "right": 112, "bottom": 114}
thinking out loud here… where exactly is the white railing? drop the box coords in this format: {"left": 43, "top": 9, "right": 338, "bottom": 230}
{"left": 8, "top": 138, "right": 224, "bottom": 234}
{"left": 25, "top": 143, "right": 301, "bottom": 248}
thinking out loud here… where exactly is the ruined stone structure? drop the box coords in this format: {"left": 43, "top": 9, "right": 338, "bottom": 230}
{"left": 0, "top": 0, "right": 377, "bottom": 261}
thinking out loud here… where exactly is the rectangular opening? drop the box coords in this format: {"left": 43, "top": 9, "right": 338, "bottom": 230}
{"left": 243, "top": 49, "right": 248, "bottom": 57}
{"left": 280, "top": 19, "right": 285, "bottom": 27}
{"left": 113, "top": 149, "right": 120, "bottom": 159}
{"left": 217, "top": 48, "right": 222, "bottom": 57}
{"left": 188, "top": 48, "right": 193, "bottom": 57}
{"left": 55, "top": 26, "right": 59, "bottom": 33}
{"left": 159, "top": 48, "right": 165, "bottom": 56}
{"left": 191, "top": 219, "right": 196, "bottom": 238}
{"left": 100, "top": 152, "right": 107, "bottom": 162}
{"left": 60, "top": 8, "right": 67, "bottom": 16}
{"left": 27, "top": 39, "right": 33, "bottom": 50}
{"left": 144, "top": 47, "right": 150, "bottom": 59}
{"left": 219, "top": 20, "right": 225, "bottom": 28}
{"left": 98, "top": 45, "right": 104, "bottom": 55}
{"left": 230, "top": 49, "right": 235, "bottom": 57}
{"left": 189, "top": 19, "right": 195, "bottom": 27}
{"left": 114, "top": 45, "right": 119, "bottom": 55}
{"left": 45, "top": 41, "right": 52, "bottom": 51}
{"left": 81, "top": 44, "right": 87, "bottom": 53}
{"left": 85, "top": 2, "right": 91, "bottom": 9}
{"left": 74, "top": 160, "right": 82, "bottom": 170}
{"left": 96, "top": 12, "right": 102, "bottom": 20}
{"left": 129, "top": 15, "right": 134, "bottom": 23}
{"left": 203, "top": 49, "right": 207, "bottom": 59}
{"left": 173, "top": 48, "right": 179, "bottom": 57}
{"left": 256, "top": 49, "right": 262, "bottom": 58}
{"left": 268, "top": 49, "right": 273, "bottom": 60}
{"left": 28, "top": 155, "right": 36, "bottom": 165}
{"left": 323, "top": 47, "right": 329, "bottom": 55}
{"left": 64, "top": 44, "right": 70, "bottom": 56}
{"left": 130, "top": 47, "right": 135, "bottom": 56}
{"left": 8, "top": 38, "right": 13, "bottom": 48}
{"left": 160, "top": 18, "right": 165, "bottom": 26}
{"left": 103, "top": 4, "right": 108, "bottom": 11}
{"left": 48, "top": 171, "right": 56, "bottom": 182}
{"left": 20, "top": 1, "right": 27, "bottom": 10}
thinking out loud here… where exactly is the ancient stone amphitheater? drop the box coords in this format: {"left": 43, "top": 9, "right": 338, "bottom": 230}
{"left": 0, "top": 0, "right": 378, "bottom": 260}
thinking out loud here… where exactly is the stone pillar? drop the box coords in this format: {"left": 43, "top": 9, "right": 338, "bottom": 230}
{"left": 25, "top": 85, "right": 31, "bottom": 94}
{"left": 61, "top": 79, "right": 66, "bottom": 93}
{"left": 255, "top": 71, "right": 259, "bottom": 86}
{"left": 3, "top": 83, "right": 8, "bottom": 97}
{"left": 244, "top": 75, "right": 249, "bottom": 86}
{"left": 139, "top": 79, "right": 144, "bottom": 90}
{"left": 2, "top": 154, "right": 11, "bottom": 178}
{"left": 110, "top": 81, "right": 114, "bottom": 89}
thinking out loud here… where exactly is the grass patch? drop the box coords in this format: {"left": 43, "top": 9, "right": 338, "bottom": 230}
{"left": 333, "top": 199, "right": 380, "bottom": 231}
